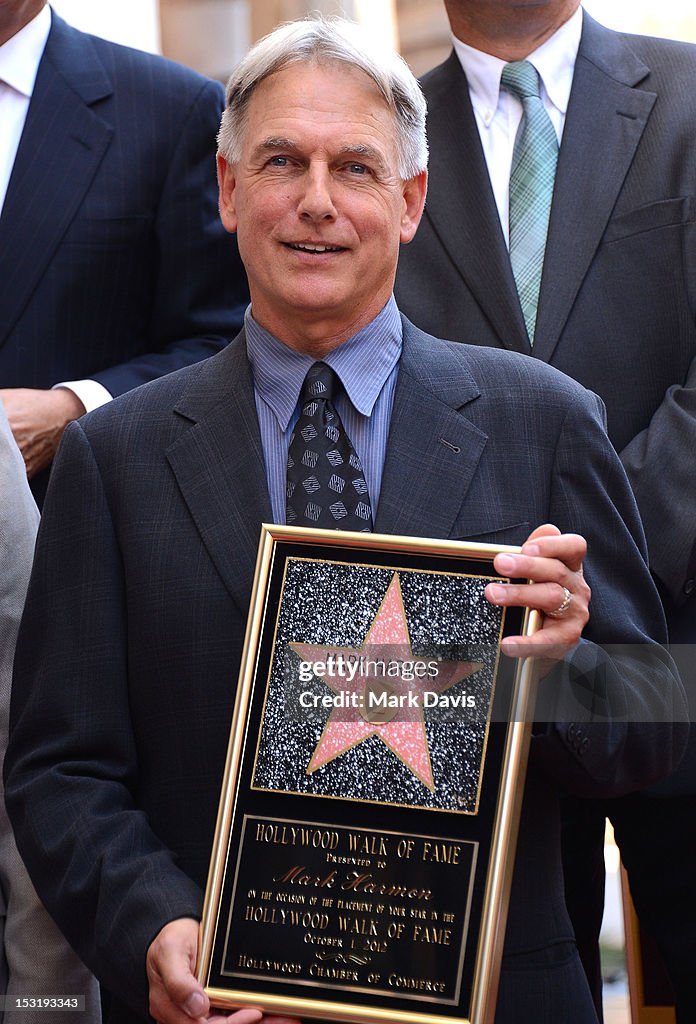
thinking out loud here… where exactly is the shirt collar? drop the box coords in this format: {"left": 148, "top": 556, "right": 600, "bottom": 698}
{"left": 245, "top": 295, "right": 403, "bottom": 431}
{"left": 0, "top": 4, "right": 51, "bottom": 99}
{"left": 451, "top": 5, "right": 582, "bottom": 126}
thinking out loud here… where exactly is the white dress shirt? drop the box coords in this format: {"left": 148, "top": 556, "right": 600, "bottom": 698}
{"left": 451, "top": 7, "right": 582, "bottom": 245}
{"left": 0, "top": 4, "right": 111, "bottom": 412}
{"left": 0, "top": 5, "right": 50, "bottom": 213}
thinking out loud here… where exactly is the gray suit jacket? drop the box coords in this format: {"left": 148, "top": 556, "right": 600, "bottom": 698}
{"left": 395, "top": 12, "right": 696, "bottom": 640}
{"left": 0, "top": 406, "right": 100, "bottom": 1023}
{"left": 5, "top": 321, "right": 686, "bottom": 1023}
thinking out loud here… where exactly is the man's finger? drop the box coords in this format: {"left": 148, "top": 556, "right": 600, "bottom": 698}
{"left": 520, "top": 532, "right": 587, "bottom": 573}
{"left": 147, "top": 918, "right": 210, "bottom": 1023}
{"left": 206, "top": 1010, "right": 263, "bottom": 1024}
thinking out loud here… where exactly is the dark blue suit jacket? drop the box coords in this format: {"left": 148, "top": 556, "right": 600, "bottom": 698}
{"left": 5, "top": 319, "right": 686, "bottom": 1023}
{"left": 395, "top": 12, "right": 696, "bottom": 643}
{"left": 0, "top": 12, "right": 248, "bottom": 495}
{"left": 394, "top": 16, "right": 696, "bottom": 1013}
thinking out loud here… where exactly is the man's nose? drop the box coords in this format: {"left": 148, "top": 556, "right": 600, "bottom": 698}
{"left": 297, "top": 164, "right": 337, "bottom": 221}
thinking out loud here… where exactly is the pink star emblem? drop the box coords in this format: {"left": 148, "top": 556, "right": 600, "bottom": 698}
{"left": 290, "top": 573, "right": 482, "bottom": 792}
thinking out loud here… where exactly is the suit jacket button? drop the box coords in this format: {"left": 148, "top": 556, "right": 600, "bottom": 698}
{"left": 567, "top": 723, "right": 577, "bottom": 740}
{"left": 684, "top": 579, "right": 695, "bottom": 597}
{"left": 579, "top": 738, "right": 589, "bottom": 755}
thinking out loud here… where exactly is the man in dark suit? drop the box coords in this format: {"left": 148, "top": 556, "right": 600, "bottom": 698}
{"left": 394, "top": 2, "right": 696, "bottom": 1016}
{"left": 4, "top": 16, "right": 686, "bottom": 1024}
{"left": 0, "top": 1, "right": 248, "bottom": 500}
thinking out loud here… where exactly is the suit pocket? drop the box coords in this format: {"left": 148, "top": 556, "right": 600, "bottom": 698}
{"left": 452, "top": 520, "right": 530, "bottom": 547}
{"left": 603, "top": 197, "right": 690, "bottom": 243}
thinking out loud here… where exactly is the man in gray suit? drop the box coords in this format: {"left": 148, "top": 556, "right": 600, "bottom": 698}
{"left": 0, "top": 403, "right": 100, "bottom": 1023}
{"left": 394, "top": 2, "right": 696, "bottom": 1017}
{"left": 5, "top": 17, "right": 686, "bottom": 1024}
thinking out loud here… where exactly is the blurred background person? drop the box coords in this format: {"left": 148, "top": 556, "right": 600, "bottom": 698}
{"left": 0, "top": 400, "right": 100, "bottom": 1023}
{"left": 0, "top": 0, "right": 248, "bottom": 502}
{"left": 394, "top": 1, "right": 696, "bottom": 1019}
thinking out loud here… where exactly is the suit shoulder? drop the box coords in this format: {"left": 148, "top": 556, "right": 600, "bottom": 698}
{"left": 401, "top": 320, "right": 603, "bottom": 418}
{"left": 91, "top": 36, "right": 221, "bottom": 102}
{"left": 413, "top": 322, "right": 594, "bottom": 396}
{"left": 418, "top": 52, "right": 463, "bottom": 103}
{"left": 78, "top": 354, "right": 214, "bottom": 438}
{"left": 51, "top": 16, "right": 222, "bottom": 107}
{"left": 583, "top": 18, "right": 696, "bottom": 95}
{"left": 626, "top": 33, "right": 696, "bottom": 98}
{"left": 455, "top": 340, "right": 596, "bottom": 399}
{"left": 613, "top": 28, "right": 696, "bottom": 66}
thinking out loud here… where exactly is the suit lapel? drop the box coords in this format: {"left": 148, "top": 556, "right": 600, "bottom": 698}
{"left": 0, "top": 14, "right": 113, "bottom": 348}
{"left": 166, "top": 324, "right": 488, "bottom": 591}
{"left": 375, "top": 319, "right": 488, "bottom": 538}
{"left": 534, "top": 12, "right": 656, "bottom": 361}
{"left": 422, "top": 54, "right": 529, "bottom": 352}
{"left": 165, "top": 335, "right": 273, "bottom": 614}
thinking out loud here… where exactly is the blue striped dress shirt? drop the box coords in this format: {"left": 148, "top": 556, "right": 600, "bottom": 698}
{"left": 245, "top": 296, "right": 403, "bottom": 524}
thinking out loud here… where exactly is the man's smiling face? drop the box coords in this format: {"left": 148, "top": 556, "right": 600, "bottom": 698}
{"left": 217, "top": 61, "right": 426, "bottom": 354}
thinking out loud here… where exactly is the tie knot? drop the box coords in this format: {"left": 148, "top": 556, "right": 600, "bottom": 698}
{"left": 501, "top": 60, "right": 541, "bottom": 101}
{"left": 301, "top": 361, "right": 339, "bottom": 403}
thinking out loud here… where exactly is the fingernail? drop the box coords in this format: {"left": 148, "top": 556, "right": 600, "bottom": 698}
{"left": 184, "top": 992, "right": 206, "bottom": 1018}
{"left": 496, "top": 555, "right": 515, "bottom": 573}
{"left": 523, "top": 544, "right": 540, "bottom": 556}
{"left": 487, "top": 584, "right": 505, "bottom": 601}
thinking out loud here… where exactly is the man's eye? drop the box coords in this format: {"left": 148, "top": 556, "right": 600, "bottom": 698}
{"left": 269, "top": 156, "right": 289, "bottom": 167}
{"left": 347, "top": 163, "right": 369, "bottom": 175}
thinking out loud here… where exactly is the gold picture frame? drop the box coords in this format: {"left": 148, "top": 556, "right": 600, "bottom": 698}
{"left": 198, "top": 524, "right": 540, "bottom": 1024}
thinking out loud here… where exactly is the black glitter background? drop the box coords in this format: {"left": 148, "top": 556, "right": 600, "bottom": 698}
{"left": 251, "top": 558, "right": 505, "bottom": 812}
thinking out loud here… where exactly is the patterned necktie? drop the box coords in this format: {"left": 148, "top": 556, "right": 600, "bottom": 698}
{"left": 501, "top": 60, "right": 559, "bottom": 345}
{"left": 286, "top": 362, "right": 373, "bottom": 531}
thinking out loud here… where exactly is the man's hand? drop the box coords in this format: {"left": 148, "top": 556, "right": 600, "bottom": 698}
{"left": 0, "top": 387, "right": 85, "bottom": 478}
{"left": 146, "top": 918, "right": 300, "bottom": 1024}
{"left": 484, "top": 524, "right": 590, "bottom": 665}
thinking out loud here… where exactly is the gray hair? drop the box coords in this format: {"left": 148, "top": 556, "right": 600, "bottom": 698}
{"left": 217, "top": 16, "right": 428, "bottom": 179}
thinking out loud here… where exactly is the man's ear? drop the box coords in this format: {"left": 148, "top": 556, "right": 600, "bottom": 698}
{"left": 217, "top": 154, "right": 238, "bottom": 234}
{"left": 400, "top": 170, "right": 428, "bottom": 244}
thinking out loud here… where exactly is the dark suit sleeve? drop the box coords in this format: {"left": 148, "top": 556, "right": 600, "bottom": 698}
{"left": 4, "top": 421, "right": 202, "bottom": 1019}
{"left": 619, "top": 350, "right": 696, "bottom": 608}
{"left": 530, "top": 389, "right": 688, "bottom": 796}
{"left": 90, "top": 78, "right": 248, "bottom": 397}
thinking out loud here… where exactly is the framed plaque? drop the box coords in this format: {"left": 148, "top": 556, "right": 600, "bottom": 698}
{"left": 198, "top": 525, "right": 540, "bottom": 1024}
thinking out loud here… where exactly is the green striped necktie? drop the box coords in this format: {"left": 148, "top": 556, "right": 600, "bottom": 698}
{"left": 501, "top": 60, "right": 559, "bottom": 345}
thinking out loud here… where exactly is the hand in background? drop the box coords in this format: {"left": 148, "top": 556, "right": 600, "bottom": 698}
{"left": 0, "top": 387, "right": 85, "bottom": 477}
